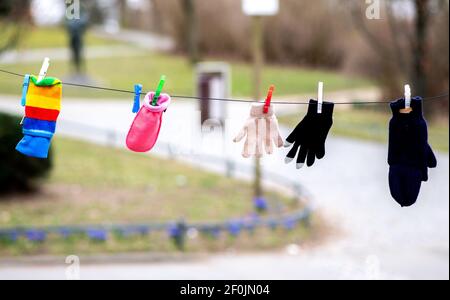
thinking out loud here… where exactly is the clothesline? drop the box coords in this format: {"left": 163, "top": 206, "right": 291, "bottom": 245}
{"left": 5, "top": 66, "right": 446, "bottom": 208}
{"left": 0, "top": 68, "right": 448, "bottom": 105}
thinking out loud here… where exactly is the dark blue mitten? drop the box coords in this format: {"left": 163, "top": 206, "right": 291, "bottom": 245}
{"left": 388, "top": 97, "right": 437, "bottom": 207}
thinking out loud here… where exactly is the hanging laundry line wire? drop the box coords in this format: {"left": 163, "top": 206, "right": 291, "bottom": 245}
{"left": 1, "top": 68, "right": 449, "bottom": 105}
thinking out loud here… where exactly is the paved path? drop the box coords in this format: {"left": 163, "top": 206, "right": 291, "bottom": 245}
{"left": 0, "top": 249, "right": 446, "bottom": 280}
{"left": 91, "top": 28, "right": 175, "bottom": 52}
{"left": 0, "top": 45, "right": 147, "bottom": 65}
{"left": 0, "top": 29, "right": 173, "bottom": 65}
{"left": 0, "top": 97, "right": 448, "bottom": 280}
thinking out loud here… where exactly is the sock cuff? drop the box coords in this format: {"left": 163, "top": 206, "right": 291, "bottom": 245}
{"left": 390, "top": 96, "right": 424, "bottom": 117}
{"left": 143, "top": 92, "right": 171, "bottom": 112}
{"left": 249, "top": 103, "right": 274, "bottom": 117}
{"left": 22, "top": 118, "right": 56, "bottom": 133}
{"left": 307, "top": 99, "right": 334, "bottom": 116}
{"left": 29, "top": 75, "right": 62, "bottom": 87}
{"left": 25, "top": 106, "right": 60, "bottom": 121}
{"left": 22, "top": 129, "right": 54, "bottom": 139}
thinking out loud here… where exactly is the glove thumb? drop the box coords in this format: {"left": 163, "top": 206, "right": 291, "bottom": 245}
{"left": 426, "top": 144, "right": 437, "bottom": 168}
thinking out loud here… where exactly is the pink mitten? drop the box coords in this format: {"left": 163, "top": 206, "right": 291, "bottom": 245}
{"left": 126, "top": 92, "right": 171, "bottom": 152}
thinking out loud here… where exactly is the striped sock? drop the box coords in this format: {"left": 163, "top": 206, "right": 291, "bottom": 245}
{"left": 16, "top": 75, "right": 62, "bottom": 159}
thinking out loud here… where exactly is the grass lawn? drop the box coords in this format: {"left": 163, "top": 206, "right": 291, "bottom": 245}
{"left": 0, "top": 138, "right": 316, "bottom": 256}
{"left": 0, "top": 26, "right": 372, "bottom": 99}
{"left": 278, "top": 106, "right": 449, "bottom": 153}
{"left": 19, "top": 26, "right": 122, "bottom": 49}
{"left": 0, "top": 53, "right": 371, "bottom": 99}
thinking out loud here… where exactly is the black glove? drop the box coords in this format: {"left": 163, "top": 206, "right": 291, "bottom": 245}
{"left": 284, "top": 100, "right": 334, "bottom": 169}
{"left": 388, "top": 97, "right": 437, "bottom": 207}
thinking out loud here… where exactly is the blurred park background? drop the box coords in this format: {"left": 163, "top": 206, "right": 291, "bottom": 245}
{"left": 0, "top": 0, "right": 448, "bottom": 280}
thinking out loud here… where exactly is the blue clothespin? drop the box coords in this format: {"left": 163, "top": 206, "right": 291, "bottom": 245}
{"left": 133, "top": 84, "right": 143, "bottom": 113}
{"left": 21, "top": 74, "right": 30, "bottom": 107}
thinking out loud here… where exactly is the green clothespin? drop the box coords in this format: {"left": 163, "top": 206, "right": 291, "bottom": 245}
{"left": 152, "top": 75, "right": 166, "bottom": 106}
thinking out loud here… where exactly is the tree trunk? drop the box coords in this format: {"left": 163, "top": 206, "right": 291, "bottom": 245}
{"left": 0, "top": 0, "right": 30, "bottom": 54}
{"left": 252, "top": 16, "right": 264, "bottom": 199}
{"left": 183, "top": 0, "right": 199, "bottom": 64}
{"left": 412, "top": 0, "right": 430, "bottom": 99}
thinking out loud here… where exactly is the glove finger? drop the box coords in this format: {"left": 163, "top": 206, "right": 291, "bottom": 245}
{"left": 284, "top": 140, "right": 294, "bottom": 148}
{"left": 265, "top": 118, "right": 274, "bottom": 154}
{"left": 245, "top": 120, "right": 258, "bottom": 157}
{"left": 268, "top": 118, "right": 284, "bottom": 148}
{"left": 255, "top": 124, "right": 264, "bottom": 157}
{"left": 244, "top": 124, "right": 256, "bottom": 158}
{"left": 285, "top": 142, "right": 300, "bottom": 164}
{"left": 421, "top": 166, "right": 429, "bottom": 182}
{"left": 233, "top": 126, "right": 247, "bottom": 143}
{"left": 265, "top": 137, "right": 273, "bottom": 155}
{"left": 296, "top": 145, "right": 308, "bottom": 169}
{"left": 285, "top": 127, "right": 299, "bottom": 145}
{"left": 242, "top": 136, "right": 251, "bottom": 158}
{"left": 277, "top": 135, "right": 284, "bottom": 148}
{"left": 315, "top": 142, "right": 326, "bottom": 159}
{"left": 273, "top": 131, "right": 284, "bottom": 148}
{"left": 285, "top": 120, "right": 306, "bottom": 147}
{"left": 307, "top": 149, "right": 316, "bottom": 167}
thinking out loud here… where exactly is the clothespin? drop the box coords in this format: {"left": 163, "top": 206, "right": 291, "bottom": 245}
{"left": 317, "top": 82, "right": 324, "bottom": 114}
{"left": 152, "top": 75, "right": 166, "bottom": 106}
{"left": 133, "top": 84, "right": 143, "bottom": 113}
{"left": 405, "top": 84, "right": 411, "bottom": 108}
{"left": 37, "top": 57, "right": 50, "bottom": 82}
{"left": 21, "top": 74, "right": 30, "bottom": 107}
{"left": 401, "top": 84, "right": 413, "bottom": 114}
{"left": 264, "top": 85, "right": 275, "bottom": 114}
{"left": 20, "top": 58, "right": 49, "bottom": 125}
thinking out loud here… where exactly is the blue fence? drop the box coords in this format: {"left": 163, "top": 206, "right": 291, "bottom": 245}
{"left": 0, "top": 119, "right": 315, "bottom": 246}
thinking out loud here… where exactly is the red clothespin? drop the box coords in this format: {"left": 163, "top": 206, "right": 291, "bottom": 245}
{"left": 264, "top": 85, "right": 275, "bottom": 114}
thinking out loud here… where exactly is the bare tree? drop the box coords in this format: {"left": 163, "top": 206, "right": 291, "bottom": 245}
{"left": 0, "top": 0, "right": 30, "bottom": 54}
{"left": 182, "top": 0, "right": 199, "bottom": 64}
{"left": 349, "top": 0, "right": 448, "bottom": 117}
{"left": 412, "top": 0, "right": 431, "bottom": 97}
